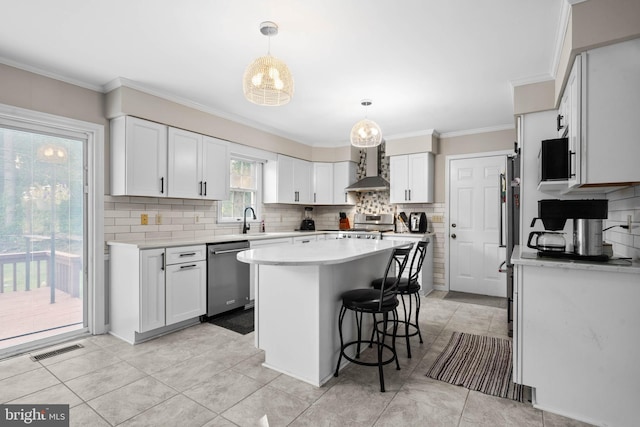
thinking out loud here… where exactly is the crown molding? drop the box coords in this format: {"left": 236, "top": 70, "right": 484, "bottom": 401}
{"left": 0, "top": 56, "right": 103, "bottom": 92}
{"left": 103, "top": 77, "right": 309, "bottom": 146}
{"left": 439, "top": 123, "right": 515, "bottom": 139}
{"left": 385, "top": 128, "right": 440, "bottom": 141}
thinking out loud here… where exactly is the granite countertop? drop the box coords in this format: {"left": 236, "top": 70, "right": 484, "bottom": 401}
{"left": 511, "top": 245, "right": 640, "bottom": 274}
{"left": 237, "top": 239, "right": 411, "bottom": 266}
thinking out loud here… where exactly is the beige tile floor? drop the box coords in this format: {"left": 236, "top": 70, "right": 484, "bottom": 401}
{"left": 0, "top": 291, "right": 593, "bottom": 427}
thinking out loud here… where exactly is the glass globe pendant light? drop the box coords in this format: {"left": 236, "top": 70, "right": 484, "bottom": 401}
{"left": 350, "top": 100, "right": 382, "bottom": 147}
{"left": 243, "top": 21, "right": 294, "bottom": 106}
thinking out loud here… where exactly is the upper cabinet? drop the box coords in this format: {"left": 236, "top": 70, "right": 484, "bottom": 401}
{"left": 313, "top": 162, "right": 334, "bottom": 204}
{"left": 167, "top": 128, "right": 229, "bottom": 200}
{"left": 111, "top": 116, "right": 229, "bottom": 200}
{"left": 264, "top": 154, "right": 312, "bottom": 204}
{"left": 566, "top": 38, "right": 640, "bottom": 190}
{"left": 111, "top": 116, "right": 168, "bottom": 197}
{"left": 311, "top": 161, "right": 357, "bottom": 205}
{"left": 389, "top": 153, "right": 434, "bottom": 203}
{"left": 332, "top": 161, "right": 357, "bottom": 205}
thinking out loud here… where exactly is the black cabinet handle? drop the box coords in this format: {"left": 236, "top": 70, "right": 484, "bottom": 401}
{"left": 161, "top": 253, "right": 165, "bottom": 271}
{"left": 180, "top": 264, "right": 197, "bottom": 269}
{"left": 569, "top": 151, "right": 576, "bottom": 178}
{"left": 199, "top": 181, "right": 203, "bottom": 195}
{"left": 557, "top": 114, "right": 564, "bottom": 132}
{"left": 203, "top": 181, "right": 207, "bottom": 196}
{"left": 408, "top": 189, "right": 411, "bottom": 201}
{"left": 160, "top": 177, "right": 164, "bottom": 194}
{"left": 179, "top": 252, "right": 197, "bottom": 257}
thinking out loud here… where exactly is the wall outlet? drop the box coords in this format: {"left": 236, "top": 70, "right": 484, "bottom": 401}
{"left": 140, "top": 214, "right": 148, "bottom": 225}
{"left": 431, "top": 215, "right": 444, "bottom": 223}
{"left": 156, "top": 213, "right": 162, "bottom": 225}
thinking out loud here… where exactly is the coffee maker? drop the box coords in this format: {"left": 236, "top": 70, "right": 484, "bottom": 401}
{"left": 528, "top": 199, "right": 609, "bottom": 261}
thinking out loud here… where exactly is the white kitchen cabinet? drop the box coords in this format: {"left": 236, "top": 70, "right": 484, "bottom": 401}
{"left": 263, "top": 154, "right": 312, "bottom": 204}
{"left": 164, "top": 245, "right": 206, "bottom": 325}
{"left": 109, "top": 243, "right": 206, "bottom": 344}
{"left": 566, "top": 38, "right": 640, "bottom": 190}
{"left": 139, "top": 248, "right": 166, "bottom": 333}
{"left": 512, "top": 256, "right": 640, "bottom": 427}
{"left": 389, "top": 153, "right": 434, "bottom": 203}
{"left": 333, "top": 161, "right": 357, "bottom": 205}
{"left": 110, "top": 116, "right": 168, "bottom": 197}
{"left": 167, "top": 127, "right": 229, "bottom": 200}
{"left": 313, "top": 162, "right": 334, "bottom": 204}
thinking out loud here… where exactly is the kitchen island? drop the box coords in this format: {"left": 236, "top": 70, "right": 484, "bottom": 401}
{"left": 511, "top": 246, "right": 640, "bottom": 427}
{"left": 237, "top": 238, "right": 413, "bottom": 387}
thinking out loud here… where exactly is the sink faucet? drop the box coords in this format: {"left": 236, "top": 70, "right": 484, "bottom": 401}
{"left": 242, "top": 207, "right": 256, "bottom": 234}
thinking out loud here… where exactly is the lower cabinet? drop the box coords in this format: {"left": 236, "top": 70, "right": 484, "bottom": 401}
{"left": 110, "top": 243, "right": 206, "bottom": 344}
{"left": 165, "top": 256, "right": 206, "bottom": 326}
{"left": 513, "top": 262, "right": 640, "bottom": 427}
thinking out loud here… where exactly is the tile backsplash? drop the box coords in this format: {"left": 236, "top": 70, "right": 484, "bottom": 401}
{"left": 604, "top": 184, "right": 640, "bottom": 259}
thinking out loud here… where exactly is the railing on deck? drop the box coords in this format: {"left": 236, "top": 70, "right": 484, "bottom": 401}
{"left": 0, "top": 251, "right": 82, "bottom": 298}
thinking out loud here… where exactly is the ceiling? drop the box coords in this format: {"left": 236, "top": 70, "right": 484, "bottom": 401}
{"left": 0, "top": 0, "right": 565, "bottom": 147}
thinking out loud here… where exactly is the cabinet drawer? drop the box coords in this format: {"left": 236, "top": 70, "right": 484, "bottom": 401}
{"left": 165, "top": 245, "right": 206, "bottom": 264}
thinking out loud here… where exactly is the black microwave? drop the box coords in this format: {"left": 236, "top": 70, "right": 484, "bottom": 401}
{"left": 538, "top": 137, "right": 569, "bottom": 183}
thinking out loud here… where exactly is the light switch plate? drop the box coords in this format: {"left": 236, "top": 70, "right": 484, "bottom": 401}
{"left": 140, "top": 214, "right": 148, "bottom": 225}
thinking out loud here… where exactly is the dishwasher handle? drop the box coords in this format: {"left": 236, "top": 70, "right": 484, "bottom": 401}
{"left": 210, "top": 247, "right": 249, "bottom": 255}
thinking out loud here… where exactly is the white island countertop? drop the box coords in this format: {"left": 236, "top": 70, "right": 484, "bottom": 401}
{"left": 511, "top": 245, "right": 640, "bottom": 274}
{"left": 237, "top": 238, "right": 412, "bottom": 266}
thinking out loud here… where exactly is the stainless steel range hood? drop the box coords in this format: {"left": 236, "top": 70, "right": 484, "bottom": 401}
{"left": 345, "top": 146, "right": 390, "bottom": 192}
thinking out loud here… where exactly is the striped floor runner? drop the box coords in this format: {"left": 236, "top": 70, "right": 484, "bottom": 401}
{"left": 426, "top": 332, "right": 524, "bottom": 402}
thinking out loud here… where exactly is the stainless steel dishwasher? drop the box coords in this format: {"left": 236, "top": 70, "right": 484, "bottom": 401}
{"left": 207, "top": 240, "right": 250, "bottom": 317}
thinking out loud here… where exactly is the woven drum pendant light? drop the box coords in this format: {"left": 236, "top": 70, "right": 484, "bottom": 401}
{"left": 350, "top": 100, "right": 382, "bottom": 147}
{"left": 243, "top": 21, "right": 294, "bottom": 106}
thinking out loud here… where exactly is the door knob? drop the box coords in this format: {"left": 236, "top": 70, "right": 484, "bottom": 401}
{"left": 451, "top": 233, "right": 457, "bottom": 239}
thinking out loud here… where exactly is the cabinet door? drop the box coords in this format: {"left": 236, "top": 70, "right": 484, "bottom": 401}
{"left": 294, "top": 158, "right": 312, "bottom": 203}
{"left": 122, "top": 117, "right": 167, "bottom": 197}
{"left": 165, "top": 260, "right": 206, "bottom": 325}
{"left": 276, "top": 155, "right": 296, "bottom": 203}
{"left": 567, "top": 55, "right": 582, "bottom": 188}
{"left": 407, "top": 153, "right": 434, "bottom": 203}
{"left": 333, "top": 161, "right": 357, "bottom": 205}
{"left": 313, "top": 163, "right": 334, "bottom": 204}
{"left": 168, "top": 127, "right": 202, "bottom": 199}
{"left": 389, "top": 155, "right": 409, "bottom": 203}
{"left": 139, "top": 249, "right": 166, "bottom": 332}
{"left": 201, "top": 136, "right": 230, "bottom": 200}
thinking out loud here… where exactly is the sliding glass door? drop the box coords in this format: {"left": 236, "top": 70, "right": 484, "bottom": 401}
{"left": 0, "top": 124, "right": 87, "bottom": 351}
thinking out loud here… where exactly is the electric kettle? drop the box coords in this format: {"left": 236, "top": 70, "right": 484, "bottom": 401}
{"left": 527, "top": 231, "right": 566, "bottom": 252}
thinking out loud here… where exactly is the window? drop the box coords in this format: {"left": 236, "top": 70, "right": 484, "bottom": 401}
{"left": 219, "top": 157, "right": 261, "bottom": 222}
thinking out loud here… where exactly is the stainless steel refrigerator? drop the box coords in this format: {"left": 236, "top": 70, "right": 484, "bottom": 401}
{"left": 499, "top": 145, "right": 520, "bottom": 337}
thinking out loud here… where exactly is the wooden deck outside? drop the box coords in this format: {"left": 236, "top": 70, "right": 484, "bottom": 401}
{"left": 0, "top": 286, "right": 83, "bottom": 350}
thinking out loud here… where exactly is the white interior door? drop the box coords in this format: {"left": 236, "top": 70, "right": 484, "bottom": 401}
{"left": 449, "top": 155, "right": 506, "bottom": 297}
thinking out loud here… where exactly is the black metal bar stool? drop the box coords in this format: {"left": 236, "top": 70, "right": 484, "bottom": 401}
{"left": 334, "top": 246, "right": 412, "bottom": 392}
{"left": 371, "top": 239, "right": 428, "bottom": 358}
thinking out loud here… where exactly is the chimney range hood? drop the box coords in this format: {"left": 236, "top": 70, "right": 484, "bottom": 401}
{"left": 345, "top": 146, "right": 390, "bottom": 192}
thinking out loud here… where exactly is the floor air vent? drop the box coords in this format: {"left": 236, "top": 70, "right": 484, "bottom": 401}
{"left": 30, "top": 344, "right": 84, "bottom": 362}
